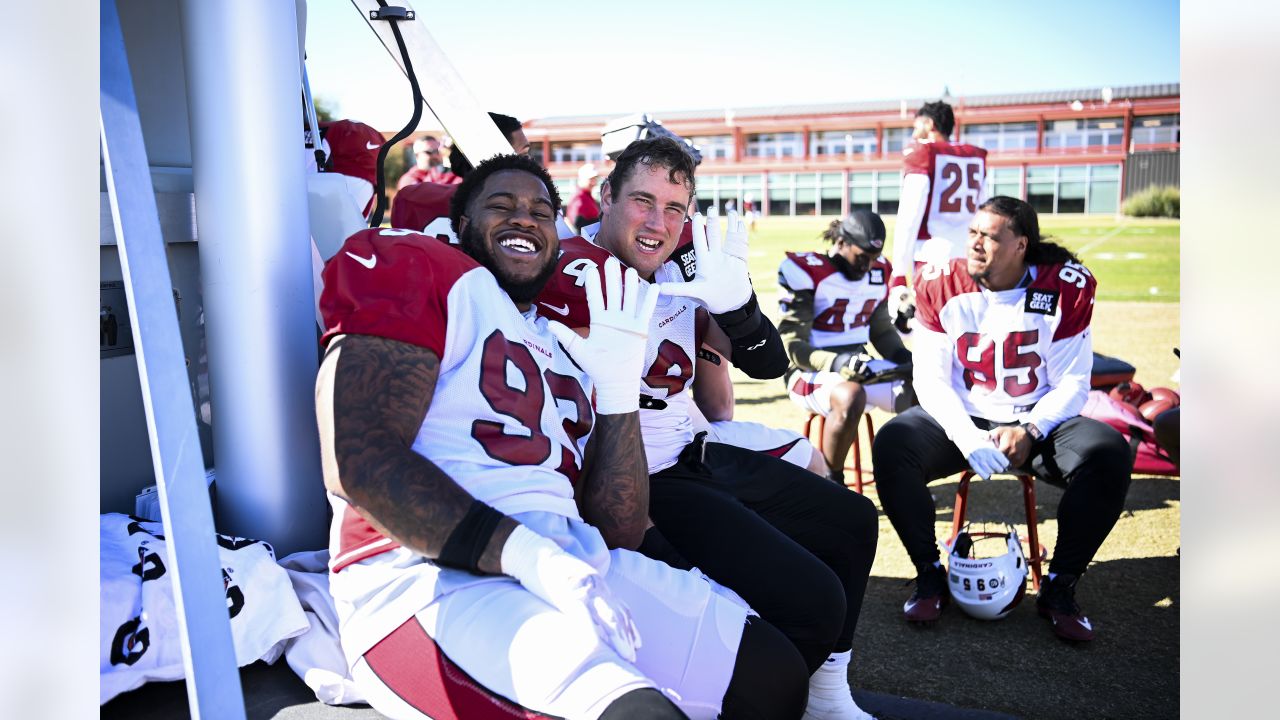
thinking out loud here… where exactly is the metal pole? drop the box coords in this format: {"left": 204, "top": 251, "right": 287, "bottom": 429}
{"left": 178, "top": 0, "right": 327, "bottom": 555}
{"left": 100, "top": 1, "right": 245, "bottom": 716}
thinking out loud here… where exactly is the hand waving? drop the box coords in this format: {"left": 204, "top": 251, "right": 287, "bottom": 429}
{"left": 656, "top": 213, "right": 752, "bottom": 313}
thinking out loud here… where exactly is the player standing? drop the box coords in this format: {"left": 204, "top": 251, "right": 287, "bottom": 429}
{"left": 888, "top": 101, "right": 988, "bottom": 325}
{"left": 872, "top": 196, "right": 1130, "bottom": 642}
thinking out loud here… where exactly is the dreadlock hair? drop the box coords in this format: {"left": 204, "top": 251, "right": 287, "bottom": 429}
{"left": 978, "top": 196, "right": 1078, "bottom": 265}
{"left": 604, "top": 136, "right": 697, "bottom": 203}
{"left": 448, "top": 112, "right": 525, "bottom": 178}
{"left": 821, "top": 219, "right": 843, "bottom": 245}
{"left": 449, "top": 153, "right": 562, "bottom": 234}
{"left": 916, "top": 100, "right": 956, "bottom": 138}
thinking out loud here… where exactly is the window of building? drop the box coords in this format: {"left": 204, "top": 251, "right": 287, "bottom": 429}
{"left": 876, "top": 171, "right": 901, "bottom": 214}
{"left": 990, "top": 166, "right": 1022, "bottom": 199}
{"left": 884, "top": 127, "right": 912, "bottom": 155}
{"left": 1026, "top": 165, "right": 1057, "bottom": 212}
{"left": 768, "top": 173, "right": 792, "bottom": 215}
{"left": 747, "top": 133, "right": 803, "bottom": 159}
{"left": 820, "top": 173, "right": 843, "bottom": 215}
{"left": 1131, "top": 114, "right": 1180, "bottom": 145}
{"left": 849, "top": 172, "right": 874, "bottom": 212}
{"left": 794, "top": 173, "right": 818, "bottom": 216}
{"left": 1087, "top": 164, "right": 1120, "bottom": 213}
{"left": 694, "top": 184, "right": 716, "bottom": 215}
{"left": 960, "top": 121, "right": 1038, "bottom": 152}
{"left": 810, "top": 129, "right": 877, "bottom": 157}
{"left": 550, "top": 142, "right": 603, "bottom": 164}
{"left": 1085, "top": 118, "right": 1124, "bottom": 149}
{"left": 691, "top": 135, "right": 734, "bottom": 161}
{"left": 1017, "top": 163, "right": 1120, "bottom": 213}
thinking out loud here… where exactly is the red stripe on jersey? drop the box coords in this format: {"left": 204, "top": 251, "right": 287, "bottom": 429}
{"left": 791, "top": 375, "right": 822, "bottom": 397}
{"left": 1031, "top": 262, "right": 1097, "bottom": 340}
{"left": 364, "top": 617, "right": 555, "bottom": 720}
{"left": 761, "top": 437, "right": 802, "bottom": 459}
{"left": 913, "top": 259, "right": 979, "bottom": 333}
{"left": 782, "top": 252, "right": 840, "bottom": 290}
{"left": 390, "top": 182, "right": 459, "bottom": 235}
{"left": 332, "top": 506, "right": 401, "bottom": 572}
{"left": 321, "top": 229, "right": 479, "bottom": 357}
{"left": 535, "top": 235, "right": 617, "bottom": 330}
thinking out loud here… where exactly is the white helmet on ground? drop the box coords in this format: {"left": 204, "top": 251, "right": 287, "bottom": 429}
{"left": 944, "top": 526, "right": 1028, "bottom": 621}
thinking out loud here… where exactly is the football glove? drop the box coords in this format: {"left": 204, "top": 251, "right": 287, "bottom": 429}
{"left": 500, "top": 525, "right": 641, "bottom": 662}
{"left": 546, "top": 256, "right": 660, "bottom": 415}
{"left": 657, "top": 213, "right": 752, "bottom": 314}
{"left": 965, "top": 446, "right": 1011, "bottom": 481}
{"left": 887, "top": 285, "right": 914, "bottom": 322}
{"left": 831, "top": 351, "right": 875, "bottom": 382}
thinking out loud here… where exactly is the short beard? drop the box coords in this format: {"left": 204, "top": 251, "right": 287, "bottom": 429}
{"left": 459, "top": 224, "right": 557, "bottom": 305}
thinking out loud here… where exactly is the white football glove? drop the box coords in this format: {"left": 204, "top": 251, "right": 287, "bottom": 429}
{"left": 887, "top": 284, "right": 914, "bottom": 320}
{"left": 656, "top": 213, "right": 752, "bottom": 314}
{"left": 500, "top": 525, "right": 641, "bottom": 662}
{"left": 719, "top": 209, "right": 749, "bottom": 262}
{"left": 965, "top": 445, "right": 1011, "bottom": 481}
{"left": 546, "top": 255, "right": 659, "bottom": 415}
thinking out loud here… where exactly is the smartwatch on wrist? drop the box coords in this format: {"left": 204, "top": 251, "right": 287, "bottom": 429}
{"left": 1019, "top": 422, "right": 1044, "bottom": 442}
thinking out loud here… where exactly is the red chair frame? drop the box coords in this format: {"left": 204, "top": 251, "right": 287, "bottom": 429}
{"left": 948, "top": 471, "right": 1047, "bottom": 591}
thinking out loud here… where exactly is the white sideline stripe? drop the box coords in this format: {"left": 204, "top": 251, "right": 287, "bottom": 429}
{"left": 1076, "top": 221, "right": 1129, "bottom": 256}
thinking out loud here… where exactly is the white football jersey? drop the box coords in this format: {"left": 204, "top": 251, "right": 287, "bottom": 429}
{"left": 535, "top": 236, "right": 702, "bottom": 474}
{"left": 914, "top": 257, "right": 1096, "bottom": 422}
{"left": 777, "top": 251, "right": 892, "bottom": 350}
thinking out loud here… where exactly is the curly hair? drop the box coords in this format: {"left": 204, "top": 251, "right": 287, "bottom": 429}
{"left": 449, "top": 153, "right": 562, "bottom": 234}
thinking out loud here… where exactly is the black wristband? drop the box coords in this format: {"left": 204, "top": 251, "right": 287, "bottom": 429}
{"left": 710, "top": 292, "right": 764, "bottom": 340}
{"left": 437, "top": 500, "right": 505, "bottom": 572}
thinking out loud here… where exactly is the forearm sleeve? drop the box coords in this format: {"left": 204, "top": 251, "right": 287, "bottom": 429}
{"left": 868, "top": 302, "right": 911, "bottom": 363}
{"left": 714, "top": 293, "right": 788, "bottom": 379}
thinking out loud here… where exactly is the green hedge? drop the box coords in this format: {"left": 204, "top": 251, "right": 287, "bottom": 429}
{"left": 1122, "top": 185, "right": 1180, "bottom": 218}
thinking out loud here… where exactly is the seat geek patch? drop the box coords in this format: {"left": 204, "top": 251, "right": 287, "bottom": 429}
{"left": 1025, "top": 288, "right": 1060, "bottom": 315}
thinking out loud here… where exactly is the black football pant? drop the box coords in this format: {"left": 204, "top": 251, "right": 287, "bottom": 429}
{"left": 640, "top": 439, "right": 878, "bottom": 674}
{"left": 872, "top": 406, "right": 1131, "bottom": 577}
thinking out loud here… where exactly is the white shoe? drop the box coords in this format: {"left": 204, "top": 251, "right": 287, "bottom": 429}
{"left": 804, "top": 650, "right": 876, "bottom": 720}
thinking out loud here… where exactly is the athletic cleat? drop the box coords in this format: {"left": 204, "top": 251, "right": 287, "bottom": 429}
{"left": 1036, "top": 573, "right": 1095, "bottom": 642}
{"left": 903, "top": 563, "right": 949, "bottom": 624}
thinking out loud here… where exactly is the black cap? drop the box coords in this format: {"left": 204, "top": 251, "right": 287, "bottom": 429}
{"left": 838, "top": 210, "right": 886, "bottom": 252}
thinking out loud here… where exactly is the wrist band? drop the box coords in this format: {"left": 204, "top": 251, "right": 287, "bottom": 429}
{"left": 710, "top": 293, "right": 763, "bottom": 340}
{"left": 437, "top": 500, "right": 505, "bottom": 573}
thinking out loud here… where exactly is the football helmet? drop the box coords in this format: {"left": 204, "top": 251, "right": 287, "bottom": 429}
{"left": 944, "top": 525, "right": 1028, "bottom": 621}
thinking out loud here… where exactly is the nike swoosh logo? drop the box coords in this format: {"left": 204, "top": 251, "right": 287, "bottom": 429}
{"left": 345, "top": 251, "right": 377, "bottom": 269}
{"left": 540, "top": 302, "right": 570, "bottom": 316}
{"left": 365, "top": 141, "right": 381, "bottom": 150}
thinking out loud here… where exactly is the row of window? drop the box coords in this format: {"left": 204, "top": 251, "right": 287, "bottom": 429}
{"left": 688, "top": 164, "right": 1123, "bottom": 216}
{"left": 541, "top": 115, "right": 1178, "bottom": 164}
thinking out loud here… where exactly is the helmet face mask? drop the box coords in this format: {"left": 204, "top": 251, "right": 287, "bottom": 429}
{"left": 945, "top": 526, "right": 1029, "bottom": 621}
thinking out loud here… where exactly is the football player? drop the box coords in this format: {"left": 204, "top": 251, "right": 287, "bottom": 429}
{"left": 777, "top": 211, "right": 914, "bottom": 484}
{"left": 889, "top": 101, "right": 989, "bottom": 326}
{"left": 317, "top": 154, "right": 810, "bottom": 719}
{"left": 395, "top": 134, "right": 460, "bottom": 190}
{"left": 536, "top": 137, "right": 880, "bottom": 720}
{"left": 871, "top": 196, "right": 1131, "bottom": 642}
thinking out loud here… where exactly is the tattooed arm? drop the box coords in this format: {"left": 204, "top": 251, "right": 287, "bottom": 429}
{"left": 316, "top": 333, "right": 516, "bottom": 575}
{"left": 576, "top": 411, "right": 650, "bottom": 551}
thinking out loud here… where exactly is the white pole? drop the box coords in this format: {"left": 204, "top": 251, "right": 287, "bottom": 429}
{"left": 179, "top": 0, "right": 327, "bottom": 555}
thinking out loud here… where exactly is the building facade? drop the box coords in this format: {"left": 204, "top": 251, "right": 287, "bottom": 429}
{"left": 523, "top": 83, "right": 1179, "bottom": 217}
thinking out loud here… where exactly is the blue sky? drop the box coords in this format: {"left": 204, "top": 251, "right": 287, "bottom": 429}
{"left": 305, "top": 0, "right": 1179, "bottom": 131}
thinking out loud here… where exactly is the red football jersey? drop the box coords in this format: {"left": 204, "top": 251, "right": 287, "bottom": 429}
{"left": 319, "top": 120, "right": 385, "bottom": 187}
{"left": 389, "top": 182, "right": 460, "bottom": 242}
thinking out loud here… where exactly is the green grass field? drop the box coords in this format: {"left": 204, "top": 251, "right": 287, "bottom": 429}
{"left": 729, "top": 214, "right": 1179, "bottom": 719}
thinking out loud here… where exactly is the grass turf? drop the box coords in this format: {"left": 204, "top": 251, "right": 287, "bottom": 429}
{"left": 726, "top": 214, "right": 1179, "bottom": 719}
